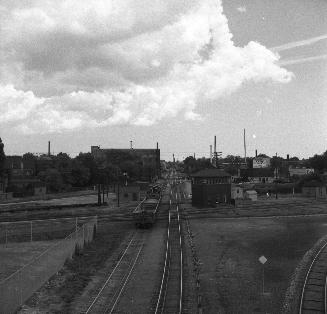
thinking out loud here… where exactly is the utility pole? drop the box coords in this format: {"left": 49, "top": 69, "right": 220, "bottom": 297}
{"left": 244, "top": 129, "right": 247, "bottom": 165}
{"left": 97, "top": 184, "right": 101, "bottom": 205}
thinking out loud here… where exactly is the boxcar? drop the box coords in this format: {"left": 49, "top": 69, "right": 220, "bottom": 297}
{"left": 133, "top": 198, "right": 160, "bottom": 228}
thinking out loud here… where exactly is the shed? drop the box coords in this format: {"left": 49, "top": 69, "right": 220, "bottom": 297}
{"left": 120, "top": 185, "right": 141, "bottom": 202}
{"left": 244, "top": 190, "right": 258, "bottom": 201}
{"left": 302, "top": 181, "right": 326, "bottom": 199}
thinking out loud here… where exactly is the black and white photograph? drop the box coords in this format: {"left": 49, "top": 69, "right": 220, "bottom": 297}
{"left": 0, "top": 0, "right": 327, "bottom": 313}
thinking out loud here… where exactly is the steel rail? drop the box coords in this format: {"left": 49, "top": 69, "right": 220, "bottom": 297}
{"left": 106, "top": 242, "right": 144, "bottom": 314}
{"left": 154, "top": 203, "right": 171, "bottom": 314}
{"left": 155, "top": 188, "right": 183, "bottom": 314}
{"left": 85, "top": 232, "right": 137, "bottom": 313}
{"left": 299, "top": 240, "right": 327, "bottom": 314}
{"left": 177, "top": 204, "right": 183, "bottom": 314}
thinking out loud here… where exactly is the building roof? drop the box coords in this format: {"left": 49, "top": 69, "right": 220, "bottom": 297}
{"left": 240, "top": 168, "right": 274, "bottom": 177}
{"left": 191, "top": 169, "right": 231, "bottom": 178}
{"left": 245, "top": 190, "right": 258, "bottom": 195}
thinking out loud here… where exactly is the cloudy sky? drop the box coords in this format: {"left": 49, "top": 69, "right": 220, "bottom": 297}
{"left": 0, "top": 0, "right": 326, "bottom": 160}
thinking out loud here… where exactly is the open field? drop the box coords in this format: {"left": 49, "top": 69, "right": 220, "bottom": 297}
{"left": 0, "top": 190, "right": 97, "bottom": 205}
{"left": 0, "top": 241, "right": 57, "bottom": 281}
{"left": 189, "top": 215, "right": 327, "bottom": 313}
{"left": 182, "top": 197, "right": 327, "bottom": 219}
{"left": 0, "top": 198, "right": 139, "bottom": 223}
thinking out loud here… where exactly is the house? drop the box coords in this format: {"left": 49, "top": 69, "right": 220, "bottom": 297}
{"left": 302, "top": 181, "right": 326, "bottom": 199}
{"left": 239, "top": 168, "right": 275, "bottom": 184}
{"left": 253, "top": 157, "right": 271, "bottom": 168}
{"left": 191, "top": 169, "right": 231, "bottom": 207}
{"left": 5, "top": 156, "right": 45, "bottom": 197}
{"left": 289, "top": 167, "right": 314, "bottom": 177}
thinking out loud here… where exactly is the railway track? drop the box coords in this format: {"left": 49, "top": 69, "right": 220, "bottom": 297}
{"left": 155, "top": 195, "right": 184, "bottom": 314}
{"left": 83, "top": 231, "right": 144, "bottom": 314}
{"left": 299, "top": 241, "right": 327, "bottom": 313}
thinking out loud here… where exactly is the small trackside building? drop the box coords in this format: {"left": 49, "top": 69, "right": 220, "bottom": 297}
{"left": 302, "top": 181, "right": 327, "bottom": 199}
{"left": 191, "top": 169, "right": 232, "bottom": 208}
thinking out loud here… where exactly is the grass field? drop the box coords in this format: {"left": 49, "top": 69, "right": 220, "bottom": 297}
{"left": 0, "top": 241, "right": 58, "bottom": 282}
{"left": 190, "top": 215, "right": 327, "bottom": 314}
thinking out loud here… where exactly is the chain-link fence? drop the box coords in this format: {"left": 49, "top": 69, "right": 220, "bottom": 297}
{"left": 0, "top": 216, "right": 97, "bottom": 314}
{"left": 0, "top": 217, "right": 92, "bottom": 244}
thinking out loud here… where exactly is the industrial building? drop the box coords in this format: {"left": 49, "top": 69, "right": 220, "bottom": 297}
{"left": 191, "top": 169, "right": 232, "bottom": 207}
{"left": 238, "top": 168, "right": 275, "bottom": 184}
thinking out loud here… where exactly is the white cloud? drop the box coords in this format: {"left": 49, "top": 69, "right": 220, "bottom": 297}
{"left": 0, "top": 0, "right": 293, "bottom": 134}
{"left": 237, "top": 6, "right": 247, "bottom": 13}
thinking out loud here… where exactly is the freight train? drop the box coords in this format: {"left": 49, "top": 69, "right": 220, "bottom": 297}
{"left": 133, "top": 184, "right": 162, "bottom": 228}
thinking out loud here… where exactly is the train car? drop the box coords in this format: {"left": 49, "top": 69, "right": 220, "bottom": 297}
{"left": 133, "top": 197, "right": 161, "bottom": 228}
{"left": 146, "top": 184, "right": 162, "bottom": 200}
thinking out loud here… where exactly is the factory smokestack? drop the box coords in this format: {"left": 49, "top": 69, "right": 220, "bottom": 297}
{"left": 130, "top": 140, "right": 133, "bottom": 149}
{"left": 210, "top": 145, "right": 212, "bottom": 163}
{"left": 214, "top": 135, "right": 217, "bottom": 155}
{"left": 156, "top": 142, "right": 159, "bottom": 150}
{"left": 48, "top": 141, "right": 50, "bottom": 156}
{"left": 255, "top": 149, "right": 257, "bottom": 158}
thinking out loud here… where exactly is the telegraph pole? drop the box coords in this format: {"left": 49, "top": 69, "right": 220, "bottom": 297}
{"left": 97, "top": 184, "right": 101, "bottom": 205}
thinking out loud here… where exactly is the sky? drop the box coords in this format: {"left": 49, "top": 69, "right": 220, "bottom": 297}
{"left": 0, "top": 0, "right": 326, "bottom": 160}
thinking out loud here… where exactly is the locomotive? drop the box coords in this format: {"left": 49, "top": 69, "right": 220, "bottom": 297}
{"left": 133, "top": 184, "right": 162, "bottom": 228}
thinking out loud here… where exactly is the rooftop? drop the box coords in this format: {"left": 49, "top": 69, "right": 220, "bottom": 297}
{"left": 191, "top": 169, "right": 231, "bottom": 178}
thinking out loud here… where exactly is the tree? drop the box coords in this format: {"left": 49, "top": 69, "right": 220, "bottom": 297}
{"left": 297, "top": 173, "right": 324, "bottom": 188}
{"left": 53, "top": 152, "right": 73, "bottom": 187}
{"left": 71, "top": 160, "right": 90, "bottom": 187}
{"left": 270, "top": 156, "right": 283, "bottom": 170}
{"left": 289, "top": 156, "right": 299, "bottom": 161}
{"left": 38, "top": 169, "right": 64, "bottom": 192}
{"left": 308, "top": 152, "right": 327, "bottom": 172}
{"left": 74, "top": 153, "right": 99, "bottom": 185}
{"left": 182, "top": 156, "right": 212, "bottom": 175}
